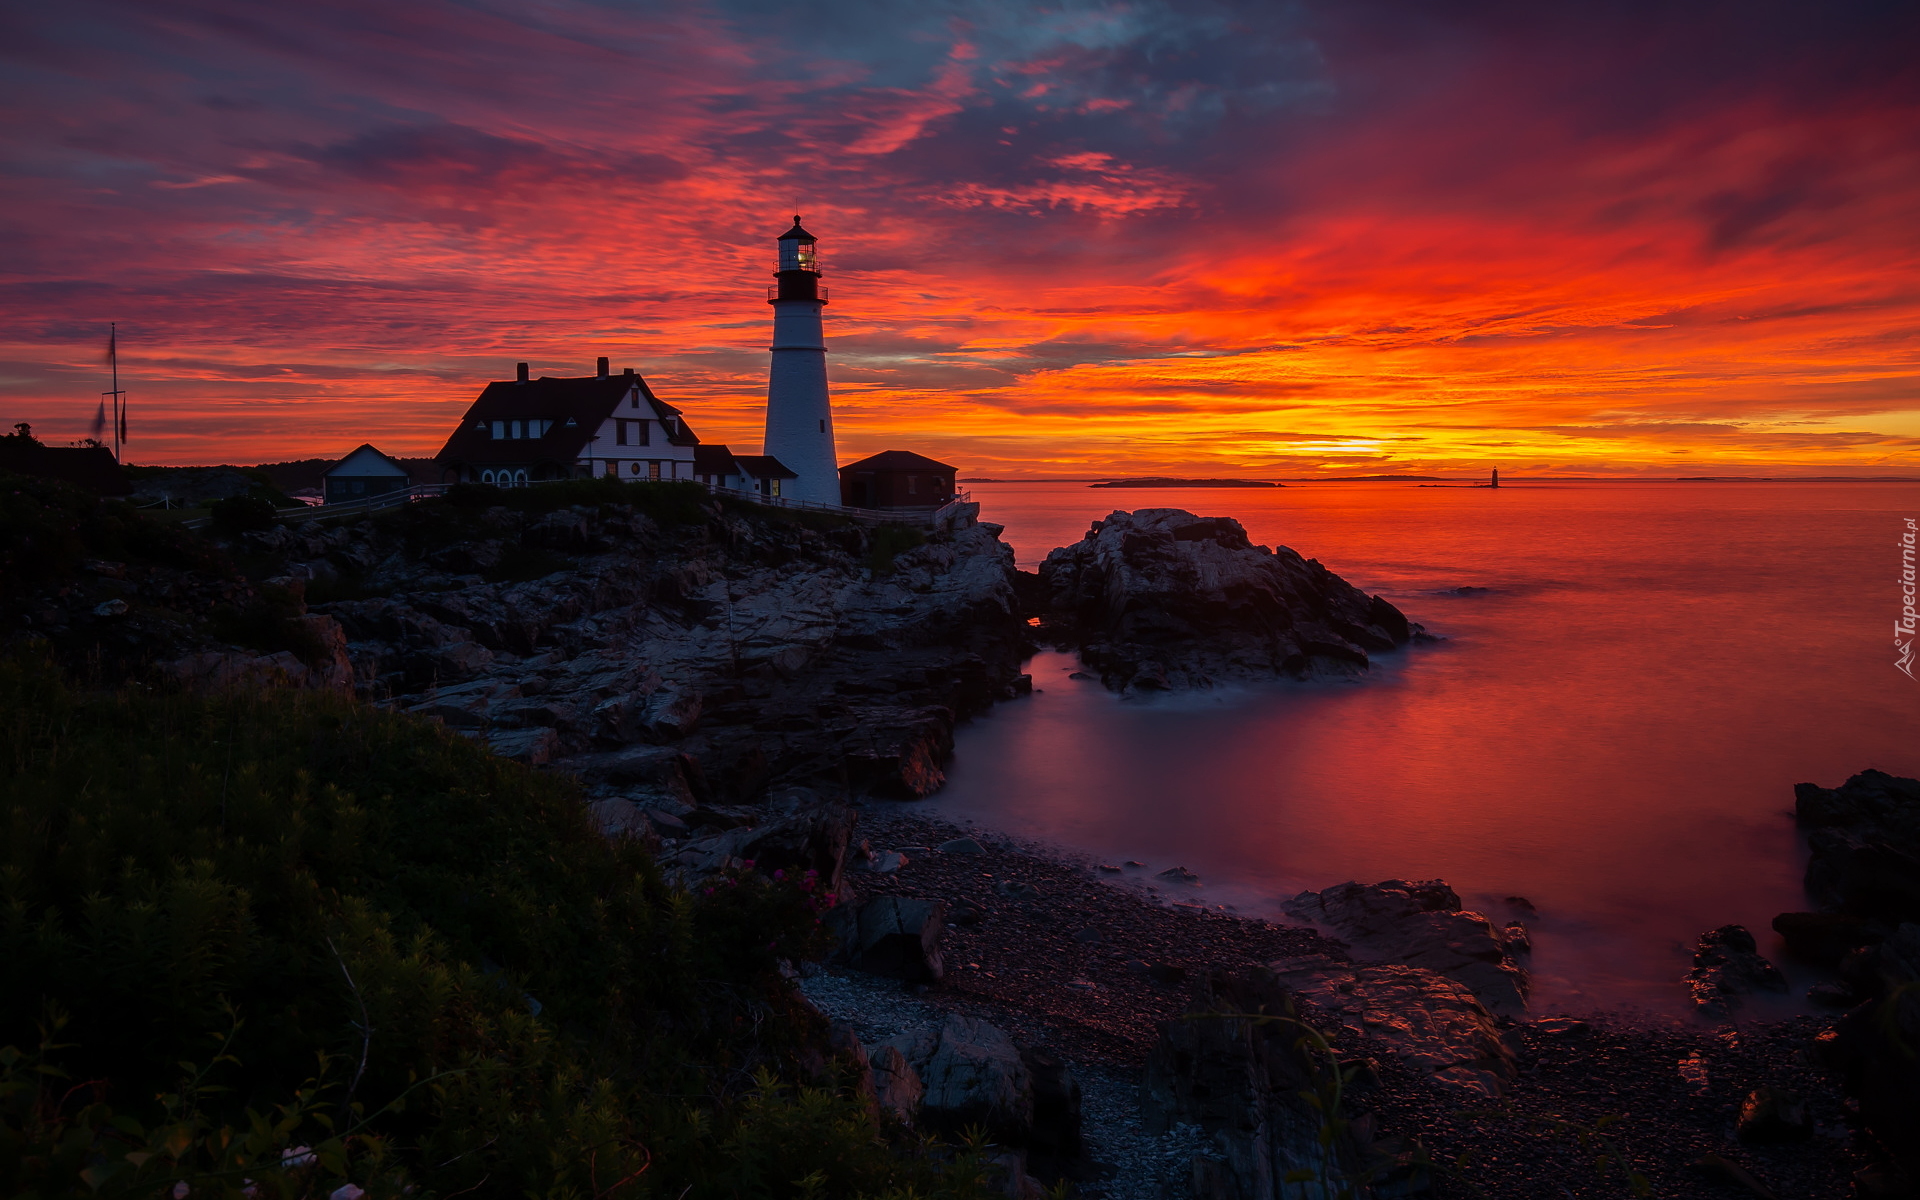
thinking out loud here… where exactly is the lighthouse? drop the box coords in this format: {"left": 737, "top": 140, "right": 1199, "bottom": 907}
{"left": 762, "top": 216, "right": 839, "bottom": 504}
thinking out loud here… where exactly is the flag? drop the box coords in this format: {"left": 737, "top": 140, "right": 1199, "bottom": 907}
{"left": 104, "top": 327, "right": 116, "bottom": 368}
{"left": 119, "top": 396, "right": 128, "bottom": 442}
{"left": 91, "top": 401, "right": 107, "bottom": 439}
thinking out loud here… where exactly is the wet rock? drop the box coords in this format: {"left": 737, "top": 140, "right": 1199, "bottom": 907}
{"left": 1282, "top": 879, "right": 1530, "bottom": 1016}
{"left": 837, "top": 895, "right": 947, "bottom": 982}
{"left": 1685, "top": 924, "right": 1788, "bottom": 1018}
{"left": 838, "top": 705, "right": 956, "bottom": 798}
{"left": 1771, "top": 910, "right": 1882, "bottom": 966}
{"left": 1263, "top": 955, "right": 1516, "bottom": 1096}
{"left": 1796, "top": 769, "right": 1920, "bottom": 922}
{"left": 661, "top": 789, "right": 856, "bottom": 897}
{"left": 883, "top": 1013, "right": 1033, "bottom": 1142}
{"left": 863, "top": 850, "right": 908, "bottom": 874}
{"left": 1736, "top": 1086, "right": 1811, "bottom": 1144}
{"left": 1036, "top": 507, "right": 1417, "bottom": 691}
{"left": 1157, "top": 866, "right": 1199, "bottom": 882}
{"left": 938, "top": 836, "right": 987, "bottom": 854}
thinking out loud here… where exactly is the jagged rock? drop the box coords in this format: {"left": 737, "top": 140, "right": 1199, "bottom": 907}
{"left": 1685, "top": 924, "right": 1788, "bottom": 1018}
{"left": 837, "top": 705, "right": 956, "bottom": 798}
{"left": 488, "top": 725, "right": 560, "bottom": 765}
{"left": 1036, "top": 508, "right": 1416, "bottom": 691}
{"left": 160, "top": 649, "right": 311, "bottom": 692}
{"left": 1282, "top": 879, "right": 1530, "bottom": 1016}
{"left": 1264, "top": 955, "right": 1516, "bottom": 1096}
{"left": 1796, "top": 769, "right": 1920, "bottom": 922}
{"left": 869, "top": 1043, "right": 924, "bottom": 1124}
{"left": 565, "top": 744, "right": 702, "bottom": 806}
{"left": 833, "top": 894, "right": 947, "bottom": 982}
{"left": 661, "top": 788, "right": 856, "bottom": 897}
{"left": 1141, "top": 966, "right": 1376, "bottom": 1199}
{"left": 587, "top": 797, "right": 655, "bottom": 840}
{"left": 883, "top": 1013, "right": 1032, "bottom": 1142}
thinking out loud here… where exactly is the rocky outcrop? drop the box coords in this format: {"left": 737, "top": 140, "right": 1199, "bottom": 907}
{"left": 1141, "top": 966, "right": 1400, "bottom": 1200}
{"left": 1281, "top": 879, "right": 1529, "bottom": 1017}
{"left": 1035, "top": 509, "right": 1417, "bottom": 691}
{"left": 1683, "top": 924, "right": 1787, "bottom": 1018}
{"left": 279, "top": 495, "right": 1032, "bottom": 801}
{"left": 1264, "top": 956, "right": 1516, "bottom": 1097}
{"left": 658, "top": 788, "right": 858, "bottom": 898}
{"left": 1795, "top": 769, "right": 1920, "bottom": 922}
{"left": 882, "top": 1013, "right": 1034, "bottom": 1142}
{"left": 1791, "top": 771, "right": 1920, "bottom": 1181}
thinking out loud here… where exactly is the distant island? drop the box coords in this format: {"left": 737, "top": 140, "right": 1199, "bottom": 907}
{"left": 1327, "top": 474, "right": 1445, "bottom": 482}
{"left": 1090, "top": 477, "right": 1281, "bottom": 488}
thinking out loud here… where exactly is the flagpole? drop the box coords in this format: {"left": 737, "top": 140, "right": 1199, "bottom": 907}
{"left": 111, "top": 324, "right": 120, "bottom": 463}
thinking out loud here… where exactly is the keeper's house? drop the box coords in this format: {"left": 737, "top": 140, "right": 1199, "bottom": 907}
{"left": 434, "top": 358, "right": 699, "bottom": 485}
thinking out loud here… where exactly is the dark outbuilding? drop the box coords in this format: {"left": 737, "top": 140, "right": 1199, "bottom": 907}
{"left": 838, "top": 450, "right": 956, "bottom": 511}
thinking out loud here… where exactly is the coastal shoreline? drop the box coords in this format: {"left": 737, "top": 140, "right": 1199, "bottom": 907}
{"left": 823, "top": 803, "right": 1864, "bottom": 1199}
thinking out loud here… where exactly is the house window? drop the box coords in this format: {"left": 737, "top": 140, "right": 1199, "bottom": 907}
{"left": 615, "top": 420, "right": 628, "bottom": 446}
{"left": 649, "top": 461, "right": 661, "bottom": 481}
{"left": 492, "top": 420, "right": 505, "bottom": 440}
{"left": 636, "top": 420, "right": 650, "bottom": 446}
{"left": 769, "top": 478, "right": 781, "bottom": 497}
{"left": 482, "top": 469, "right": 496, "bottom": 484}
{"left": 906, "top": 475, "right": 917, "bottom": 495}
{"left": 819, "top": 419, "right": 825, "bottom": 432}
{"left": 629, "top": 461, "right": 641, "bottom": 475}
{"left": 513, "top": 469, "right": 528, "bottom": 486}
{"left": 605, "top": 460, "right": 618, "bottom": 477}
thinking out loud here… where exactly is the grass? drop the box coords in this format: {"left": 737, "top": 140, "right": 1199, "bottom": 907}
{"left": 0, "top": 657, "right": 1004, "bottom": 1199}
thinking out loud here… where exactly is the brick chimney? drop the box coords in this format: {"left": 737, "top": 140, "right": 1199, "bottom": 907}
{"left": 624, "top": 367, "right": 635, "bottom": 377}
{"left": 596, "top": 356, "right": 609, "bottom": 377}
{"left": 516, "top": 362, "right": 529, "bottom": 383}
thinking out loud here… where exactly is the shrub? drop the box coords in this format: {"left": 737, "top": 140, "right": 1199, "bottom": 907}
{"left": 0, "top": 470, "right": 222, "bottom": 600}
{"left": 210, "top": 493, "right": 279, "bottom": 534}
{"left": 0, "top": 658, "right": 997, "bottom": 1199}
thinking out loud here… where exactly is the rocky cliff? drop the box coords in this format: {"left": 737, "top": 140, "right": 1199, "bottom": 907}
{"left": 1035, "top": 508, "right": 1419, "bottom": 692}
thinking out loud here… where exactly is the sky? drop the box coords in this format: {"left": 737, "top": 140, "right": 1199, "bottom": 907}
{"left": 2, "top": 0, "right": 1918, "bottom": 476}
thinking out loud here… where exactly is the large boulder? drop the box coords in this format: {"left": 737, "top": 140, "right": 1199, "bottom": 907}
{"left": 831, "top": 894, "right": 947, "bottom": 982}
{"left": 1796, "top": 769, "right": 1920, "bottom": 921}
{"left": 1141, "top": 966, "right": 1384, "bottom": 1199}
{"left": 883, "top": 1014, "right": 1033, "bottom": 1143}
{"left": 1264, "top": 955, "right": 1517, "bottom": 1097}
{"left": 1684, "top": 924, "right": 1788, "bottom": 1019}
{"left": 1035, "top": 509, "right": 1416, "bottom": 691}
{"left": 1282, "top": 879, "right": 1530, "bottom": 1017}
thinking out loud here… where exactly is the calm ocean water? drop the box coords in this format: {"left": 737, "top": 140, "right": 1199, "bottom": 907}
{"left": 927, "top": 481, "right": 1920, "bottom": 1015}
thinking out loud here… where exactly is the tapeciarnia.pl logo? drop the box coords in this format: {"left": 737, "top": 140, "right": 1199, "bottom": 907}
{"left": 1900, "top": 517, "right": 1918, "bottom": 679}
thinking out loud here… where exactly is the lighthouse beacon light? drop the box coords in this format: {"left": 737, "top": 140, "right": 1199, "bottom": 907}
{"left": 761, "top": 215, "right": 840, "bottom": 505}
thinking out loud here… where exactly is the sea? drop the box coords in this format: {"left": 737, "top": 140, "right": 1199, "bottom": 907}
{"left": 926, "top": 480, "right": 1920, "bottom": 1016}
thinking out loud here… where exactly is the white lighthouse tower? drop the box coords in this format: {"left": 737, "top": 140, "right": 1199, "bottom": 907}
{"left": 762, "top": 216, "right": 839, "bottom": 504}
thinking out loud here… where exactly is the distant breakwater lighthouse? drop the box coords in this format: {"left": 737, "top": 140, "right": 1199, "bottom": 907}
{"left": 762, "top": 216, "right": 839, "bottom": 505}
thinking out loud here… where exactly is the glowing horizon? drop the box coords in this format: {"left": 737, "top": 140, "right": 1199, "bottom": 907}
{"left": 3, "top": 0, "right": 1917, "bottom": 476}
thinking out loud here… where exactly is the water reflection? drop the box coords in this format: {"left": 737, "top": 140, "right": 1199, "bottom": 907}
{"left": 930, "top": 482, "right": 1920, "bottom": 1014}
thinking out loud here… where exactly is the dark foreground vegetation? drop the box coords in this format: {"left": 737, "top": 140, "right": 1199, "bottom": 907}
{"left": 0, "top": 470, "right": 1009, "bottom": 1199}
{"left": 0, "top": 659, "right": 1005, "bottom": 1199}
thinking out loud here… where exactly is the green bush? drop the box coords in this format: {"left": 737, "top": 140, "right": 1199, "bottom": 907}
{"left": 445, "top": 478, "right": 713, "bottom": 526}
{"left": 210, "top": 494, "right": 279, "bottom": 535}
{"left": 0, "top": 659, "right": 998, "bottom": 1199}
{"left": 0, "top": 470, "right": 222, "bottom": 600}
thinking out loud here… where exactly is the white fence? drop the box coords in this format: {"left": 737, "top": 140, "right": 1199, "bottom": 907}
{"left": 180, "top": 477, "right": 957, "bottom": 529}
